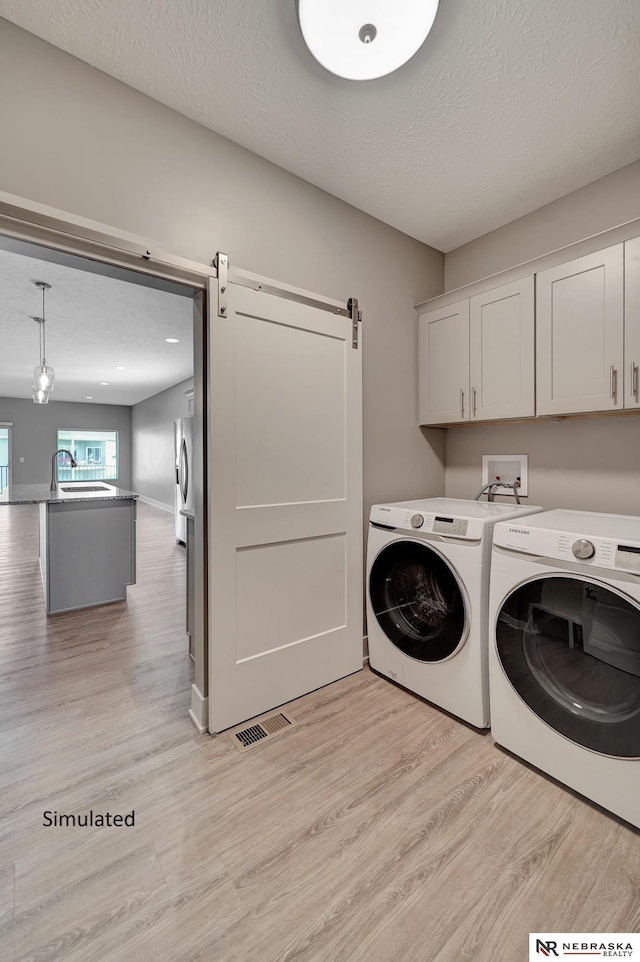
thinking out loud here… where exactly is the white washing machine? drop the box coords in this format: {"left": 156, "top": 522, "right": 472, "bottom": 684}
{"left": 489, "top": 508, "right": 640, "bottom": 829}
{"left": 366, "top": 498, "right": 544, "bottom": 728}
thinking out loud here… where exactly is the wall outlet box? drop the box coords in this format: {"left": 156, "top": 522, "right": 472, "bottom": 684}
{"left": 482, "top": 454, "right": 528, "bottom": 497}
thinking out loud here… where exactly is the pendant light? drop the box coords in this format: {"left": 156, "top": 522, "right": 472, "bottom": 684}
{"left": 297, "top": 0, "right": 439, "bottom": 81}
{"left": 32, "top": 385, "right": 49, "bottom": 405}
{"left": 32, "top": 281, "right": 55, "bottom": 403}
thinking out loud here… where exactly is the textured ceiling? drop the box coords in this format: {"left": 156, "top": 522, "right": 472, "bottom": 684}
{"left": 0, "top": 1, "right": 640, "bottom": 251}
{"left": 0, "top": 246, "right": 193, "bottom": 405}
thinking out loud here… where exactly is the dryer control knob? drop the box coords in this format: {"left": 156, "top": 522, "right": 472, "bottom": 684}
{"left": 410, "top": 514, "right": 424, "bottom": 529}
{"left": 572, "top": 539, "right": 595, "bottom": 560}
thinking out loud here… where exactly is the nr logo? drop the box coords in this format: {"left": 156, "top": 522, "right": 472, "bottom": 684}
{"left": 536, "top": 941, "right": 559, "bottom": 957}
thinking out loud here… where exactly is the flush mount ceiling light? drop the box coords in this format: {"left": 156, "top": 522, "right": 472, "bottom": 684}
{"left": 297, "top": 0, "right": 439, "bottom": 81}
{"left": 31, "top": 281, "right": 55, "bottom": 404}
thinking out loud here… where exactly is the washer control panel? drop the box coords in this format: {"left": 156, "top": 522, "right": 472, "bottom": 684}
{"left": 433, "top": 515, "right": 468, "bottom": 536}
{"left": 369, "top": 505, "right": 479, "bottom": 539}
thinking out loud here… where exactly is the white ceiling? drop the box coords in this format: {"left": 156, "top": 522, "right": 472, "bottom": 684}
{"left": 0, "top": 245, "right": 194, "bottom": 405}
{"left": 1, "top": 0, "right": 640, "bottom": 252}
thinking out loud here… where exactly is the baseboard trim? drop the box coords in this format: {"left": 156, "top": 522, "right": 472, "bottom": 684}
{"left": 188, "top": 683, "right": 208, "bottom": 733}
{"left": 138, "top": 495, "right": 174, "bottom": 514}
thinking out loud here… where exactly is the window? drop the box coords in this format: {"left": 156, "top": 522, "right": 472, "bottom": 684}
{"left": 56, "top": 430, "right": 119, "bottom": 482}
{"left": 0, "top": 426, "right": 9, "bottom": 493}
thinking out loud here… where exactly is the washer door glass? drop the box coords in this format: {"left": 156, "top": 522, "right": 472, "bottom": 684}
{"left": 369, "top": 540, "right": 467, "bottom": 662}
{"left": 496, "top": 575, "right": 640, "bottom": 757}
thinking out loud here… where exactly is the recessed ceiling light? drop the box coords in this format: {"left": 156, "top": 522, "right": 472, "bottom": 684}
{"left": 116, "top": 366, "right": 125, "bottom": 370}
{"left": 99, "top": 381, "right": 109, "bottom": 386}
{"left": 85, "top": 396, "right": 93, "bottom": 400}
{"left": 165, "top": 338, "right": 180, "bottom": 344}
{"left": 297, "top": 0, "right": 439, "bottom": 81}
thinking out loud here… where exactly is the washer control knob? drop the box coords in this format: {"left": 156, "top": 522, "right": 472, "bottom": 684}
{"left": 572, "top": 539, "right": 595, "bottom": 560}
{"left": 410, "top": 514, "right": 424, "bottom": 529}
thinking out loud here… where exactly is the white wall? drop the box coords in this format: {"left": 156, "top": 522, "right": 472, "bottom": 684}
{"left": 443, "top": 161, "right": 640, "bottom": 516}
{"left": 445, "top": 159, "right": 640, "bottom": 291}
{"left": 445, "top": 418, "right": 640, "bottom": 516}
{"left": 0, "top": 396, "right": 132, "bottom": 488}
{"left": 131, "top": 377, "right": 193, "bottom": 509}
{"left": 0, "top": 20, "right": 446, "bottom": 512}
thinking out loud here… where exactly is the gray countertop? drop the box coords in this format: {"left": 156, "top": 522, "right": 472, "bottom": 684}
{"left": 0, "top": 483, "right": 139, "bottom": 506}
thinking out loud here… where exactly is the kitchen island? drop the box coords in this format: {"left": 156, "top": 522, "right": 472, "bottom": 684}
{"left": 0, "top": 483, "right": 138, "bottom": 614}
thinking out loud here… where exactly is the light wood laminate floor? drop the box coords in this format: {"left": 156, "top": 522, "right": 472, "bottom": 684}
{"left": 1, "top": 502, "right": 639, "bottom": 962}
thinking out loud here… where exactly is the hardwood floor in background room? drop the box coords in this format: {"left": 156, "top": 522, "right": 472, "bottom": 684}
{"left": 0, "top": 502, "right": 639, "bottom": 962}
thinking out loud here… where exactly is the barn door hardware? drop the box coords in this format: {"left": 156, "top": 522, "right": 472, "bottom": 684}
{"left": 214, "top": 252, "right": 228, "bottom": 317}
{"left": 348, "top": 297, "right": 362, "bottom": 349}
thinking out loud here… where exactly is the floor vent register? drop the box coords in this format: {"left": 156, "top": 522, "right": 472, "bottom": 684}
{"left": 228, "top": 711, "right": 296, "bottom": 753}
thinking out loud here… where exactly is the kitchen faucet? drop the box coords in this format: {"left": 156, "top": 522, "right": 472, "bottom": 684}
{"left": 50, "top": 449, "right": 78, "bottom": 490}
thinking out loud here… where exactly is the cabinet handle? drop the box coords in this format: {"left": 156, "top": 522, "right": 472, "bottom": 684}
{"left": 610, "top": 365, "right": 618, "bottom": 402}
{"left": 632, "top": 362, "right": 639, "bottom": 401}
{"left": 472, "top": 387, "right": 477, "bottom": 417}
{"left": 460, "top": 388, "right": 465, "bottom": 418}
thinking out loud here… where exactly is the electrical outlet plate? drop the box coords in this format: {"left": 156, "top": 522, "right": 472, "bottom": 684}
{"left": 482, "top": 454, "right": 528, "bottom": 497}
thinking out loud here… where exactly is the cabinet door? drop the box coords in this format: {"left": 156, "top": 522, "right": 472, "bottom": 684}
{"left": 536, "top": 245, "right": 624, "bottom": 415}
{"left": 469, "top": 276, "right": 534, "bottom": 420}
{"left": 418, "top": 299, "right": 469, "bottom": 424}
{"left": 624, "top": 237, "right": 640, "bottom": 409}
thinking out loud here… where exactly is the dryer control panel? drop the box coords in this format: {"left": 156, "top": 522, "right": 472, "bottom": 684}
{"left": 493, "top": 511, "right": 640, "bottom": 575}
{"left": 615, "top": 544, "right": 640, "bottom": 571}
{"left": 555, "top": 533, "right": 614, "bottom": 566}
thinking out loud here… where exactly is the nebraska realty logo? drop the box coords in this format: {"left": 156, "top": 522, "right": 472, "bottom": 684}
{"left": 530, "top": 934, "right": 639, "bottom": 959}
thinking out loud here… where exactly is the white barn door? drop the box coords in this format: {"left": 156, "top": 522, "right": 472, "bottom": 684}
{"left": 208, "top": 265, "right": 363, "bottom": 733}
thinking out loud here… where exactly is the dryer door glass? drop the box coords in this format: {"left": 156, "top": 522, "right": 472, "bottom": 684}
{"left": 495, "top": 575, "right": 640, "bottom": 757}
{"left": 369, "top": 540, "right": 467, "bottom": 661}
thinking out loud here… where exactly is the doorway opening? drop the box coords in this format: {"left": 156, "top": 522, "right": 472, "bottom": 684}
{"left": 0, "top": 222, "right": 209, "bottom": 730}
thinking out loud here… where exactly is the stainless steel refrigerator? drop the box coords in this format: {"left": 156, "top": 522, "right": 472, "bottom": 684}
{"left": 174, "top": 416, "right": 194, "bottom": 544}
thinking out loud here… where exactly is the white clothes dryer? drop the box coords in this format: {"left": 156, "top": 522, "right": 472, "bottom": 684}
{"left": 366, "top": 498, "right": 544, "bottom": 728}
{"left": 489, "top": 508, "right": 640, "bottom": 829}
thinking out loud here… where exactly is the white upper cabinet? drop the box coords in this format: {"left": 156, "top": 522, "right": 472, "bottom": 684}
{"left": 418, "top": 299, "right": 470, "bottom": 424}
{"left": 469, "top": 276, "right": 535, "bottom": 421}
{"left": 625, "top": 236, "right": 640, "bottom": 409}
{"left": 536, "top": 245, "right": 624, "bottom": 416}
{"left": 417, "top": 231, "right": 640, "bottom": 426}
{"left": 418, "top": 277, "right": 534, "bottom": 425}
